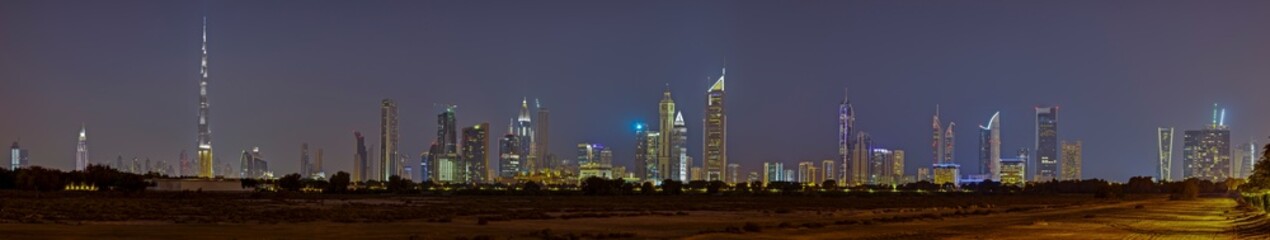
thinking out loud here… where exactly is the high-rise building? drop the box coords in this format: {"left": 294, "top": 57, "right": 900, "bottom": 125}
{"left": 380, "top": 99, "right": 399, "bottom": 181}
{"left": 763, "top": 162, "right": 784, "bottom": 185}
{"left": 179, "top": 150, "right": 190, "bottom": 176}
{"left": 797, "top": 161, "right": 818, "bottom": 184}
{"left": 932, "top": 163, "right": 960, "bottom": 187}
{"left": 839, "top": 89, "right": 855, "bottom": 183}
{"left": 658, "top": 86, "right": 676, "bottom": 184}
{"left": 727, "top": 163, "right": 739, "bottom": 184}
{"left": 300, "top": 143, "right": 311, "bottom": 178}
{"left": 821, "top": 160, "right": 836, "bottom": 182}
{"left": 671, "top": 112, "right": 688, "bottom": 182}
{"left": 978, "top": 112, "right": 1001, "bottom": 180}
{"left": 10, "top": 142, "right": 28, "bottom": 170}
{"left": 1183, "top": 104, "right": 1231, "bottom": 181}
{"left": 644, "top": 131, "right": 662, "bottom": 181}
{"left": 461, "top": 123, "right": 490, "bottom": 183}
{"left": 535, "top": 100, "right": 551, "bottom": 171}
{"left": 430, "top": 106, "right": 462, "bottom": 183}
{"left": 515, "top": 98, "right": 535, "bottom": 173}
{"left": 1158, "top": 127, "right": 1174, "bottom": 181}
{"left": 239, "top": 147, "right": 269, "bottom": 179}
{"left": 353, "top": 132, "right": 369, "bottom": 182}
{"left": 690, "top": 167, "right": 703, "bottom": 181}
{"left": 76, "top": 124, "right": 88, "bottom": 171}
{"left": 917, "top": 167, "right": 931, "bottom": 182}
{"left": 1236, "top": 141, "right": 1256, "bottom": 179}
{"left": 196, "top": 17, "right": 215, "bottom": 178}
{"left": 634, "top": 123, "right": 652, "bottom": 180}
{"left": 847, "top": 132, "right": 872, "bottom": 185}
{"left": 314, "top": 148, "right": 324, "bottom": 178}
{"left": 944, "top": 123, "right": 956, "bottom": 164}
{"left": 932, "top": 105, "right": 943, "bottom": 165}
{"left": 1060, "top": 141, "right": 1082, "bottom": 180}
{"left": 1000, "top": 160, "right": 1026, "bottom": 187}
{"left": 498, "top": 132, "right": 522, "bottom": 180}
{"left": 869, "top": 149, "right": 891, "bottom": 184}
{"left": 704, "top": 68, "right": 727, "bottom": 182}
{"left": 1035, "top": 106, "right": 1059, "bottom": 182}
{"left": 890, "top": 150, "right": 905, "bottom": 185}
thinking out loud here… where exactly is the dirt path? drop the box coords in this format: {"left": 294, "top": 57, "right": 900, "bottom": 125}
{"left": 690, "top": 197, "right": 1263, "bottom": 240}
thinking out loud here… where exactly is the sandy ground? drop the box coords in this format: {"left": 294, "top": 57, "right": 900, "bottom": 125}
{"left": 690, "top": 197, "right": 1266, "bottom": 240}
{"left": 0, "top": 196, "right": 1263, "bottom": 239}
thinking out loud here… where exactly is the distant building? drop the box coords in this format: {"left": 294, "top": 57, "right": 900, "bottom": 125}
{"left": 535, "top": 101, "right": 551, "bottom": 171}
{"left": 498, "top": 133, "right": 523, "bottom": 179}
{"left": 195, "top": 19, "right": 214, "bottom": 178}
{"left": 658, "top": 86, "right": 677, "bottom": 185}
{"left": 747, "top": 172, "right": 759, "bottom": 183}
{"left": 353, "top": 132, "right": 369, "bottom": 182}
{"left": 577, "top": 143, "right": 611, "bottom": 180}
{"left": 461, "top": 123, "right": 490, "bottom": 183}
{"left": 1183, "top": 104, "right": 1231, "bottom": 182}
{"left": 239, "top": 147, "right": 269, "bottom": 179}
{"left": 76, "top": 124, "right": 88, "bottom": 171}
{"left": 763, "top": 162, "right": 784, "bottom": 184}
{"left": 641, "top": 131, "right": 662, "bottom": 181}
{"left": 727, "top": 163, "right": 740, "bottom": 184}
{"left": 917, "top": 167, "right": 931, "bottom": 182}
{"left": 840, "top": 89, "right": 855, "bottom": 184}
{"left": 1000, "top": 160, "right": 1026, "bottom": 187}
{"left": 1061, "top": 141, "right": 1082, "bottom": 180}
{"left": 1234, "top": 141, "right": 1255, "bottom": 179}
{"left": 1158, "top": 127, "right": 1174, "bottom": 181}
{"left": 704, "top": 68, "right": 728, "bottom": 182}
{"left": 797, "top": 161, "right": 818, "bottom": 184}
{"left": 514, "top": 98, "right": 536, "bottom": 173}
{"left": 933, "top": 163, "right": 960, "bottom": 187}
{"left": 821, "top": 160, "right": 836, "bottom": 182}
{"left": 846, "top": 132, "right": 872, "bottom": 185}
{"left": 889, "top": 150, "right": 905, "bottom": 184}
{"left": 1035, "top": 106, "right": 1059, "bottom": 182}
{"left": 978, "top": 112, "right": 1001, "bottom": 181}
{"left": 10, "top": 142, "right": 28, "bottom": 170}
{"left": 429, "top": 106, "right": 462, "bottom": 183}
{"left": 690, "top": 167, "right": 703, "bottom": 181}
{"left": 671, "top": 112, "right": 688, "bottom": 182}
{"left": 380, "top": 99, "right": 399, "bottom": 181}
{"left": 300, "top": 143, "right": 311, "bottom": 178}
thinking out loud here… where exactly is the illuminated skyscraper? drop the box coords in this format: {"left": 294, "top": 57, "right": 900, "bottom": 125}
{"left": 380, "top": 99, "right": 399, "bottom": 181}
{"left": 932, "top": 105, "right": 943, "bottom": 165}
{"left": 498, "top": 132, "right": 522, "bottom": 179}
{"left": 196, "top": 17, "right": 214, "bottom": 178}
{"left": 644, "top": 131, "right": 662, "bottom": 181}
{"left": 300, "top": 143, "right": 311, "bottom": 177}
{"left": 1235, "top": 141, "right": 1255, "bottom": 179}
{"left": 353, "top": 132, "right": 369, "bottom": 182}
{"left": 671, "top": 112, "right": 688, "bottom": 182}
{"left": 932, "top": 163, "right": 960, "bottom": 187}
{"left": 1183, "top": 104, "right": 1231, "bottom": 181}
{"left": 577, "top": 143, "right": 612, "bottom": 179}
{"left": 821, "top": 160, "right": 836, "bottom": 182}
{"left": 704, "top": 68, "right": 727, "bottom": 182}
{"left": 461, "top": 123, "right": 490, "bottom": 183}
{"left": 10, "top": 142, "right": 28, "bottom": 170}
{"left": 944, "top": 123, "right": 955, "bottom": 164}
{"left": 798, "top": 161, "right": 818, "bottom": 184}
{"left": 1035, "top": 106, "right": 1059, "bottom": 182}
{"left": 869, "top": 149, "right": 891, "bottom": 185}
{"left": 839, "top": 89, "right": 855, "bottom": 183}
{"left": 658, "top": 86, "right": 676, "bottom": 183}
{"left": 763, "top": 162, "right": 784, "bottom": 185}
{"left": 847, "top": 132, "right": 872, "bottom": 185}
{"left": 634, "top": 123, "right": 656, "bottom": 181}
{"left": 239, "top": 147, "right": 268, "bottom": 179}
{"left": 515, "top": 98, "right": 535, "bottom": 173}
{"left": 1000, "top": 160, "right": 1026, "bottom": 187}
{"left": 978, "top": 112, "right": 1001, "bottom": 180}
{"left": 1158, "top": 127, "right": 1174, "bottom": 181}
{"left": 430, "top": 106, "right": 462, "bottom": 183}
{"left": 890, "top": 150, "right": 905, "bottom": 184}
{"left": 728, "top": 163, "right": 739, "bottom": 184}
{"left": 76, "top": 124, "right": 88, "bottom": 171}
{"left": 1060, "top": 140, "right": 1082, "bottom": 180}
{"left": 535, "top": 100, "right": 550, "bottom": 170}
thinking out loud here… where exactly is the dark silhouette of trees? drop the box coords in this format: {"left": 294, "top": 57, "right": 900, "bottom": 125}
{"left": 278, "top": 173, "right": 303, "bottom": 192}
{"left": 640, "top": 181, "right": 655, "bottom": 195}
{"left": 522, "top": 181, "right": 542, "bottom": 193}
{"left": 386, "top": 175, "right": 414, "bottom": 193}
{"left": 706, "top": 181, "right": 726, "bottom": 194}
{"left": 821, "top": 180, "right": 838, "bottom": 191}
{"left": 1244, "top": 144, "right": 1270, "bottom": 192}
{"left": 661, "top": 179, "right": 683, "bottom": 195}
{"left": 241, "top": 178, "right": 260, "bottom": 189}
{"left": 326, "top": 171, "right": 350, "bottom": 193}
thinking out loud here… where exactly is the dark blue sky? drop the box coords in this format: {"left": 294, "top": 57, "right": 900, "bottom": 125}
{"left": 2, "top": 0, "right": 1268, "bottom": 181}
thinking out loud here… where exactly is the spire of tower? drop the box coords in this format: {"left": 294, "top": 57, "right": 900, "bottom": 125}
{"left": 674, "top": 111, "right": 685, "bottom": 126}
{"left": 518, "top": 98, "right": 531, "bottom": 122}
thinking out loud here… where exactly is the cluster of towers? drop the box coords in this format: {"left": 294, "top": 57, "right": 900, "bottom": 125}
{"left": 633, "top": 68, "right": 728, "bottom": 183}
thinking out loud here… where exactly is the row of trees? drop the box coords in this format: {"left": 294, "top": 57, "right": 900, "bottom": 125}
{"left": 0, "top": 165, "right": 149, "bottom": 192}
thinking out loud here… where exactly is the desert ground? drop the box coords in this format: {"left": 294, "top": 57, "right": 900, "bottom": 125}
{"left": 0, "top": 192, "right": 1264, "bottom": 239}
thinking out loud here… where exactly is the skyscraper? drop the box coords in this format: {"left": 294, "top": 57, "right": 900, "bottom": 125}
{"left": 315, "top": 148, "right": 324, "bottom": 178}
{"left": 1183, "top": 104, "right": 1231, "bottom": 181}
{"left": 300, "top": 143, "right": 311, "bottom": 178}
{"left": 1060, "top": 140, "right": 1082, "bottom": 180}
{"left": 728, "top": 163, "right": 739, "bottom": 184}
{"left": 978, "top": 112, "right": 1001, "bottom": 180}
{"left": 932, "top": 105, "right": 943, "bottom": 165}
{"left": 76, "top": 124, "right": 88, "bottom": 171}
{"left": 890, "top": 150, "right": 906, "bottom": 185}
{"left": 763, "top": 162, "right": 784, "bottom": 185}
{"left": 577, "top": 143, "right": 612, "bottom": 180}
{"left": 461, "top": 123, "right": 490, "bottom": 183}
{"left": 658, "top": 86, "right": 676, "bottom": 183}
{"left": 839, "top": 89, "right": 855, "bottom": 183}
{"left": 196, "top": 17, "right": 214, "bottom": 178}
{"left": 535, "top": 100, "right": 551, "bottom": 171}
{"left": 1035, "top": 106, "right": 1059, "bottom": 182}
{"left": 498, "top": 132, "right": 522, "bottom": 179}
{"left": 869, "top": 149, "right": 891, "bottom": 185}
{"left": 944, "top": 123, "right": 956, "bottom": 164}
{"left": 797, "top": 161, "right": 818, "bottom": 184}
{"left": 354, "top": 131, "right": 369, "bottom": 182}
{"left": 847, "top": 132, "right": 872, "bottom": 185}
{"left": 431, "top": 106, "right": 461, "bottom": 183}
{"left": 821, "top": 160, "right": 836, "bottom": 182}
{"left": 634, "top": 123, "right": 652, "bottom": 180}
{"left": 380, "top": 99, "right": 399, "bottom": 181}
{"left": 1236, "top": 141, "right": 1256, "bottom": 179}
{"left": 643, "top": 131, "right": 662, "bottom": 181}
{"left": 239, "top": 147, "right": 268, "bottom": 179}
{"left": 704, "top": 68, "right": 727, "bottom": 182}
{"left": 671, "top": 112, "right": 688, "bottom": 182}
{"left": 10, "top": 142, "right": 28, "bottom": 170}
{"left": 515, "top": 98, "right": 535, "bottom": 173}
{"left": 1158, "top": 127, "right": 1174, "bottom": 181}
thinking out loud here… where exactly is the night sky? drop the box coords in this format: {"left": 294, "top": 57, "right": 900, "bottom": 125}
{"left": 2, "top": 0, "right": 1269, "bottom": 181}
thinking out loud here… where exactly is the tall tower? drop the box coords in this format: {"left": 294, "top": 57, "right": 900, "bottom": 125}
{"left": 838, "top": 89, "right": 854, "bottom": 183}
{"left": 704, "top": 68, "right": 727, "bottom": 182}
{"left": 380, "top": 99, "right": 398, "bottom": 181}
{"left": 535, "top": 99, "right": 551, "bottom": 170}
{"left": 354, "top": 131, "right": 368, "bottom": 182}
{"left": 1157, "top": 127, "right": 1174, "bottom": 181}
{"left": 978, "top": 112, "right": 1000, "bottom": 180}
{"left": 671, "top": 111, "right": 688, "bottom": 181}
{"left": 1035, "top": 106, "right": 1059, "bottom": 182}
{"left": 1061, "top": 140, "right": 1082, "bottom": 180}
{"left": 1183, "top": 104, "right": 1231, "bottom": 181}
{"left": 76, "top": 124, "right": 88, "bottom": 171}
{"left": 461, "top": 123, "right": 490, "bottom": 183}
{"left": 515, "top": 99, "right": 535, "bottom": 172}
{"left": 658, "top": 86, "right": 676, "bottom": 181}
{"left": 944, "top": 123, "right": 956, "bottom": 164}
{"left": 300, "top": 143, "right": 310, "bottom": 177}
{"left": 196, "top": 17, "right": 215, "bottom": 178}
{"left": 932, "top": 105, "right": 943, "bottom": 165}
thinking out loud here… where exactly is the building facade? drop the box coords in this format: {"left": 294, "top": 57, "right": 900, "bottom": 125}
{"left": 1158, "top": 127, "right": 1174, "bottom": 181}
{"left": 380, "top": 99, "right": 399, "bottom": 180}
{"left": 76, "top": 125, "right": 88, "bottom": 171}
{"left": 461, "top": 123, "right": 490, "bottom": 183}
{"left": 196, "top": 18, "right": 215, "bottom": 178}
{"left": 978, "top": 112, "right": 1001, "bottom": 181}
{"left": 1060, "top": 141, "right": 1082, "bottom": 180}
{"left": 498, "top": 133, "right": 522, "bottom": 179}
{"left": 1035, "top": 106, "right": 1059, "bottom": 182}
{"left": 704, "top": 68, "right": 727, "bottom": 182}
{"left": 840, "top": 89, "right": 855, "bottom": 183}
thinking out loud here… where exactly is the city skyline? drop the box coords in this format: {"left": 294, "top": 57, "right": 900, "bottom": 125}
{"left": 3, "top": 1, "right": 1270, "bottom": 181}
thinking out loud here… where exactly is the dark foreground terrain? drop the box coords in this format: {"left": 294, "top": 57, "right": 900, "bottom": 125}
{"left": 0, "top": 191, "right": 1264, "bottom": 239}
